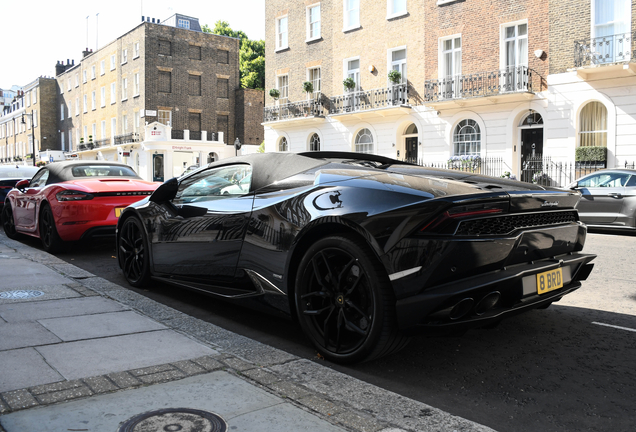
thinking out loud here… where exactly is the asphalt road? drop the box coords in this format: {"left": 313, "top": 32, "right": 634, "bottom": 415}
{"left": 27, "top": 231, "right": 636, "bottom": 432}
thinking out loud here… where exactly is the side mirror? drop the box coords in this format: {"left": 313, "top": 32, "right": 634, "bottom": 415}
{"left": 15, "top": 179, "right": 29, "bottom": 191}
{"left": 150, "top": 177, "right": 179, "bottom": 203}
{"left": 567, "top": 181, "right": 578, "bottom": 190}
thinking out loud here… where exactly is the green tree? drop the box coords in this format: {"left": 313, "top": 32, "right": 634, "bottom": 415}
{"left": 203, "top": 20, "right": 265, "bottom": 90}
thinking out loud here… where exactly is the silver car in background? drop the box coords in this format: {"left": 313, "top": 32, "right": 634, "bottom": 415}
{"left": 570, "top": 169, "right": 636, "bottom": 230}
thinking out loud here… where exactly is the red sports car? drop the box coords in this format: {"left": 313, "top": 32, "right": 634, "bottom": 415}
{"left": 1, "top": 161, "right": 159, "bottom": 253}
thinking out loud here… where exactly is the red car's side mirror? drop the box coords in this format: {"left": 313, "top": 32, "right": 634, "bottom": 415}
{"left": 15, "top": 179, "right": 30, "bottom": 191}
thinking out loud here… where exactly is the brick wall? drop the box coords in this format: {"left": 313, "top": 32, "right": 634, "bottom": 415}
{"left": 235, "top": 88, "right": 265, "bottom": 145}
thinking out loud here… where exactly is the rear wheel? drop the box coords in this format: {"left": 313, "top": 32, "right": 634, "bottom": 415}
{"left": 294, "top": 235, "right": 409, "bottom": 364}
{"left": 39, "top": 205, "right": 64, "bottom": 253}
{"left": 118, "top": 217, "right": 151, "bottom": 287}
{"left": 1, "top": 203, "right": 19, "bottom": 239}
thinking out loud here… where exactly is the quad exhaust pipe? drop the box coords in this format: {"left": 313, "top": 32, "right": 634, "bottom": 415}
{"left": 438, "top": 291, "right": 501, "bottom": 321}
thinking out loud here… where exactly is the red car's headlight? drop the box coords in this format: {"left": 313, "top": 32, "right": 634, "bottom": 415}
{"left": 56, "top": 190, "right": 95, "bottom": 201}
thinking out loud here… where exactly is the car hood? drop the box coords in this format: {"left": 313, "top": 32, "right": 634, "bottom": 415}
{"left": 61, "top": 178, "right": 159, "bottom": 193}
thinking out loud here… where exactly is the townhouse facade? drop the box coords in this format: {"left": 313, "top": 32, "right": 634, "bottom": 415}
{"left": 0, "top": 78, "right": 58, "bottom": 163}
{"left": 263, "top": 0, "right": 636, "bottom": 183}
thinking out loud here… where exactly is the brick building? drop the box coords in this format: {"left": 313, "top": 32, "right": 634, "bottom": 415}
{"left": 0, "top": 78, "right": 57, "bottom": 164}
{"left": 264, "top": 0, "right": 636, "bottom": 181}
{"left": 55, "top": 14, "right": 260, "bottom": 180}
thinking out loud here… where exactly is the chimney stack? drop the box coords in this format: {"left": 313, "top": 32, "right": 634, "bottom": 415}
{"left": 82, "top": 47, "right": 91, "bottom": 58}
{"left": 55, "top": 60, "right": 66, "bottom": 76}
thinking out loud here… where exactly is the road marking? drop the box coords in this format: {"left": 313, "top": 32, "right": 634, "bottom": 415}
{"left": 592, "top": 322, "right": 636, "bottom": 333}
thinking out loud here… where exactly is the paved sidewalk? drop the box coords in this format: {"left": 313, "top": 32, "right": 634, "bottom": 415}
{"left": 0, "top": 232, "right": 495, "bottom": 432}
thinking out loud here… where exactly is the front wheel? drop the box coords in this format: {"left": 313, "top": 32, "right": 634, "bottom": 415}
{"left": 294, "top": 235, "right": 409, "bottom": 364}
{"left": 39, "top": 205, "right": 64, "bottom": 253}
{"left": 1, "top": 203, "right": 19, "bottom": 239}
{"left": 118, "top": 217, "right": 151, "bottom": 287}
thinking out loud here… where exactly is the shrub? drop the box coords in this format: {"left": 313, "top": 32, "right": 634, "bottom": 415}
{"left": 575, "top": 146, "right": 607, "bottom": 162}
{"left": 303, "top": 81, "right": 314, "bottom": 94}
{"left": 343, "top": 77, "right": 356, "bottom": 91}
{"left": 388, "top": 70, "right": 402, "bottom": 84}
{"left": 269, "top": 88, "right": 280, "bottom": 100}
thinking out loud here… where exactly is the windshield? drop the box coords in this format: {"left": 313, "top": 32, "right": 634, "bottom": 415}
{"left": 71, "top": 165, "right": 138, "bottom": 177}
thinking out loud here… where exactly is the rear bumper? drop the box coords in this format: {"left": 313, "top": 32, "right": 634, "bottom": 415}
{"left": 395, "top": 252, "right": 596, "bottom": 334}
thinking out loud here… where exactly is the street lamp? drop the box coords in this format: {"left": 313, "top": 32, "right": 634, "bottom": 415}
{"left": 21, "top": 112, "right": 37, "bottom": 166}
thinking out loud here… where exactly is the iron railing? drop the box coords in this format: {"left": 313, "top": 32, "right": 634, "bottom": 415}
{"left": 424, "top": 66, "right": 535, "bottom": 101}
{"left": 94, "top": 138, "right": 111, "bottom": 148}
{"left": 190, "top": 131, "right": 202, "bottom": 141}
{"left": 574, "top": 32, "right": 635, "bottom": 67}
{"left": 329, "top": 84, "right": 408, "bottom": 115}
{"left": 263, "top": 93, "right": 325, "bottom": 122}
{"left": 206, "top": 132, "right": 217, "bottom": 141}
{"left": 171, "top": 130, "right": 184, "bottom": 140}
{"left": 410, "top": 157, "right": 505, "bottom": 178}
{"left": 519, "top": 156, "right": 617, "bottom": 187}
{"left": 114, "top": 133, "right": 139, "bottom": 145}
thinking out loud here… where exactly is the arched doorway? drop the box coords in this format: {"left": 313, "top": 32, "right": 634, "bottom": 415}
{"left": 400, "top": 123, "right": 418, "bottom": 163}
{"left": 207, "top": 152, "right": 218, "bottom": 163}
{"left": 519, "top": 110, "right": 544, "bottom": 182}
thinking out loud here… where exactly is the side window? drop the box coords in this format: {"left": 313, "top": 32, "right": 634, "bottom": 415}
{"left": 30, "top": 170, "right": 50, "bottom": 187}
{"left": 579, "top": 173, "right": 629, "bottom": 187}
{"left": 174, "top": 165, "right": 252, "bottom": 204}
{"left": 626, "top": 175, "right": 636, "bottom": 187}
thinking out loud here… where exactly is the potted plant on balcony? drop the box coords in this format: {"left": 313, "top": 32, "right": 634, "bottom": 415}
{"left": 343, "top": 77, "right": 356, "bottom": 92}
{"left": 388, "top": 70, "right": 402, "bottom": 105}
{"left": 89, "top": 135, "right": 93, "bottom": 142}
{"left": 268, "top": 89, "right": 280, "bottom": 120}
{"left": 388, "top": 70, "right": 402, "bottom": 85}
{"left": 302, "top": 81, "right": 314, "bottom": 116}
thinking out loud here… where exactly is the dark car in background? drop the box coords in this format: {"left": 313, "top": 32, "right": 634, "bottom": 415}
{"left": 0, "top": 165, "right": 40, "bottom": 209}
{"left": 569, "top": 168, "right": 636, "bottom": 230}
{"left": 116, "top": 152, "right": 596, "bottom": 364}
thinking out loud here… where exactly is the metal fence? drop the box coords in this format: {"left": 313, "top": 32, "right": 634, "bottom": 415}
{"left": 329, "top": 83, "right": 408, "bottom": 115}
{"left": 409, "top": 157, "right": 505, "bottom": 178}
{"left": 520, "top": 157, "right": 636, "bottom": 187}
{"left": 263, "top": 95, "right": 326, "bottom": 122}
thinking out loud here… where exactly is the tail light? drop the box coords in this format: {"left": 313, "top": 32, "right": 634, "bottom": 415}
{"left": 56, "top": 190, "right": 95, "bottom": 201}
{"left": 419, "top": 201, "right": 509, "bottom": 235}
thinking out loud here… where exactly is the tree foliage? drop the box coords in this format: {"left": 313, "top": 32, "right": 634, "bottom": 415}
{"left": 203, "top": 20, "right": 265, "bottom": 90}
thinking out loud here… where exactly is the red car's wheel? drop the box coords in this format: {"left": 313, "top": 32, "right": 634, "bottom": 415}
{"left": 118, "top": 217, "right": 151, "bottom": 287}
{"left": 294, "top": 234, "right": 409, "bottom": 364}
{"left": 39, "top": 204, "right": 64, "bottom": 253}
{"left": 1, "top": 203, "right": 19, "bottom": 239}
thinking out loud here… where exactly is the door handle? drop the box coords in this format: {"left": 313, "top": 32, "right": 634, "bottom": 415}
{"left": 608, "top": 193, "right": 622, "bottom": 198}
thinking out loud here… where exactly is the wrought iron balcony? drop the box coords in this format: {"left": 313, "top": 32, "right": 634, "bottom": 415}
{"left": 93, "top": 137, "right": 111, "bottom": 148}
{"left": 575, "top": 32, "right": 634, "bottom": 67}
{"left": 263, "top": 93, "right": 325, "bottom": 122}
{"left": 329, "top": 84, "right": 408, "bottom": 115}
{"left": 424, "top": 66, "right": 535, "bottom": 102}
{"left": 114, "top": 132, "right": 140, "bottom": 145}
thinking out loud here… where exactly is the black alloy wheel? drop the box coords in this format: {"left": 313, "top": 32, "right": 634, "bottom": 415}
{"left": 295, "top": 235, "right": 409, "bottom": 364}
{"left": 39, "top": 204, "right": 63, "bottom": 253}
{"left": 118, "top": 217, "right": 151, "bottom": 287}
{"left": 1, "top": 203, "right": 19, "bottom": 239}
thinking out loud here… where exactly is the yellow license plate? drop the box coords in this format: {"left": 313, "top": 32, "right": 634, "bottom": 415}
{"left": 114, "top": 207, "right": 125, "bottom": 218}
{"left": 536, "top": 268, "right": 563, "bottom": 294}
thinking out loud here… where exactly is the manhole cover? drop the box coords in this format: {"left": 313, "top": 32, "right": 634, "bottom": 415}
{"left": 119, "top": 408, "right": 227, "bottom": 432}
{"left": 0, "top": 290, "right": 45, "bottom": 300}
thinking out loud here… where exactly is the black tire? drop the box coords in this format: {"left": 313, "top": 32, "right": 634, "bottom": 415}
{"left": 39, "top": 204, "right": 64, "bottom": 253}
{"left": 118, "top": 216, "right": 151, "bottom": 287}
{"left": 1, "top": 203, "right": 19, "bottom": 239}
{"left": 294, "top": 234, "right": 409, "bottom": 364}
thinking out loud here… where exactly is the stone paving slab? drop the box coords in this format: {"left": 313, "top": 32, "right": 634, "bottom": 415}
{"left": 0, "top": 372, "right": 346, "bottom": 432}
{"left": 35, "top": 330, "right": 217, "bottom": 380}
{"left": 0, "top": 259, "right": 71, "bottom": 290}
{"left": 0, "top": 296, "right": 128, "bottom": 322}
{"left": 38, "top": 310, "right": 166, "bottom": 341}
{"left": 0, "top": 285, "right": 82, "bottom": 305}
{"left": 0, "top": 349, "right": 63, "bottom": 393}
{"left": 0, "top": 322, "right": 61, "bottom": 351}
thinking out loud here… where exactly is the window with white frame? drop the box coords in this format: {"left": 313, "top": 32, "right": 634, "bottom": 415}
{"left": 61, "top": 131, "right": 65, "bottom": 151}
{"left": 75, "top": 74, "right": 79, "bottom": 87}
{"left": 101, "top": 120, "right": 106, "bottom": 139}
{"left": 122, "top": 78, "right": 128, "bottom": 101}
{"left": 388, "top": 0, "right": 407, "bottom": 17}
{"left": 68, "top": 104, "right": 71, "bottom": 119}
{"left": 134, "top": 111, "right": 140, "bottom": 132}
{"left": 592, "top": 0, "right": 632, "bottom": 63}
{"left": 309, "top": 133, "right": 320, "bottom": 151}
{"left": 178, "top": 19, "right": 190, "bottom": 29}
{"left": 83, "top": 125, "right": 88, "bottom": 141}
{"left": 101, "top": 86, "right": 106, "bottom": 107}
{"left": 83, "top": 94, "right": 87, "bottom": 113}
{"left": 158, "top": 110, "right": 172, "bottom": 126}
{"left": 92, "top": 123, "right": 96, "bottom": 141}
{"left": 389, "top": 48, "right": 407, "bottom": 83}
{"left": 75, "top": 98, "right": 79, "bottom": 116}
{"left": 134, "top": 73, "right": 140, "bottom": 96}
{"left": 111, "top": 118, "right": 116, "bottom": 137}
{"left": 83, "top": 70, "right": 87, "bottom": 83}
{"left": 276, "top": 15, "right": 288, "bottom": 50}
{"left": 67, "top": 79, "right": 71, "bottom": 91}
{"left": 579, "top": 101, "right": 607, "bottom": 147}
{"left": 279, "top": 136, "right": 288, "bottom": 152}
{"left": 100, "top": 60, "right": 105, "bottom": 75}
{"left": 60, "top": 104, "right": 64, "bottom": 120}
{"left": 110, "top": 54, "right": 116, "bottom": 70}
{"left": 91, "top": 91, "right": 96, "bottom": 110}
{"left": 134, "top": 42, "right": 140, "bottom": 58}
{"left": 32, "top": 110, "right": 37, "bottom": 127}
{"left": 502, "top": 22, "right": 528, "bottom": 91}
{"left": 308, "top": 67, "right": 321, "bottom": 98}
{"left": 441, "top": 36, "right": 461, "bottom": 98}
{"left": 277, "top": 74, "right": 289, "bottom": 102}
{"left": 91, "top": 65, "right": 96, "bottom": 80}
{"left": 76, "top": 129, "right": 80, "bottom": 146}
{"left": 122, "top": 49, "right": 128, "bottom": 64}
{"left": 453, "top": 119, "right": 481, "bottom": 156}
{"left": 26, "top": 92, "right": 31, "bottom": 107}
{"left": 111, "top": 82, "right": 116, "bottom": 104}
{"left": 68, "top": 130, "right": 72, "bottom": 150}
{"left": 307, "top": 4, "right": 321, "bottom": 40}
{"left": 344, "top": 0, "right": 360, "bottom": 30}
{"left": 32, "top": 89, "right": 37, "bottom": 103}
{"left": 122, "top": 115, "right": 128, "bottom": 133}
{"left": 355, "top": 128, "right": 373, "bottom": 154}
{"left": 346, "top": 58, "right": 360, "bottom": 91}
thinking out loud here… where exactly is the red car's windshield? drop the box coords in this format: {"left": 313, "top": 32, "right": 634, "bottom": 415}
{"left": 71, "top": 165, "right": 138, "bottom": 177}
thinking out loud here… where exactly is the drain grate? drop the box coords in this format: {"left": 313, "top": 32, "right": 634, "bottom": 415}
{"left": 119, "top": 408, "right": 227, "bottom": 432}
{"left": 0, "top": 290, "right": 45, "bottom": 300}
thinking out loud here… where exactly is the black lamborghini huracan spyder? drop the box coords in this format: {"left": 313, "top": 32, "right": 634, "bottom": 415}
{"left": 116, "top": 152, "right": 596, "bottom": 363}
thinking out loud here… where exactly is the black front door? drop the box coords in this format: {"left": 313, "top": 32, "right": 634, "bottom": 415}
{"left": 153, "top": 154, "right": 164, "bottom": 182}
{"left": 405, "top": 137, "right": 418, "bottom": 163}
{"left": 521, "top": 128, "right": 543, "bottom": 182}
